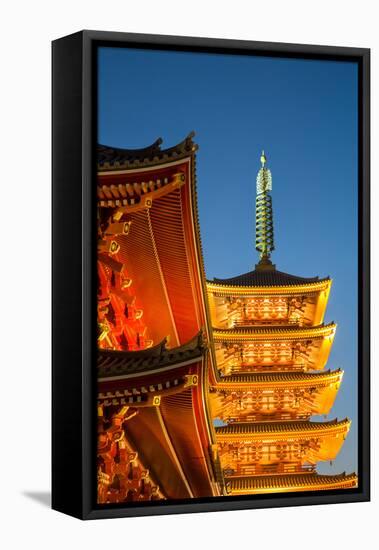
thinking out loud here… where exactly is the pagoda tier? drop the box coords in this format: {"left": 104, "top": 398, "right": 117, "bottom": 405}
{"left": 226, "top": 472, "right": 358, "bottom": 495}
{"left": 215, "top": 419, "right": 351, "bottom": 476}
{"left": 207, "top": 271, "right": 331, "bottom": 329}
{"left": 97, "top": 133, "right": 210, "bottom": 352}
{"left": 213, "top": 323, "right": 336, "bottom": 374}
{"left": 97, "top": 332, "right": 221, "bottom": 502}
{"left": 209, "top": 369, "right": 343, "bottom": 421}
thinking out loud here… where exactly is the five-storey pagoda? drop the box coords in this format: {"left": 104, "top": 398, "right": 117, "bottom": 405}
{"left": 207, "top": 152, "right": 358, "bottom": 494}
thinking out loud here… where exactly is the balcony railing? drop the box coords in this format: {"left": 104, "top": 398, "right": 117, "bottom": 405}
{"left": 224, "top": 464, "right": 316, "bottom": 477}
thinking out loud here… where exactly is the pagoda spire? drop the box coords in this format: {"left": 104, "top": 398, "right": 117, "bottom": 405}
{"left": 255, "top": 150, "right": 275, "bottom": 269}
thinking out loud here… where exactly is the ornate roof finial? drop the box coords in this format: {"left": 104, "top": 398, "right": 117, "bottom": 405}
{"left": 255, "top": 150, "right": 275, "bottom": 270}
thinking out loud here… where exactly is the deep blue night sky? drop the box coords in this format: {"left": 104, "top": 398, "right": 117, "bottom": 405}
{"left": 98, "top": 47, "right": 358, "bottom": 475}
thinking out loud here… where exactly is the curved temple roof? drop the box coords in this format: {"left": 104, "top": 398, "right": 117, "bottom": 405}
{"left": 98, "top": 332, "right": 205, "bottom": 378}
{"left": 98, "top": 132, "right": 197, "bottom": 170}
{"left": 210, "top": 268, "right": 329, "bottom": 288}
{"left": 215, "top": 369, "right": 343, "bottom": 388}
{"left": 212, "top": 322, "right": 336, "bottom": 341}
{"left": 227, "top": 472, "right": 358, "bottom": 493}
{"left": 215, "top": 418, "right": 350, "bottom": 437}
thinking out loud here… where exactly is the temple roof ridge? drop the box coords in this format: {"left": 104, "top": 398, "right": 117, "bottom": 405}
{"left": 98, "top": 132, "right": 197, "bottom": 170}
{"left": 209, "top": 268, "right": 330, "bottom": 288}
{"left": 98, "top": 330, "right": 205, "bottom": 378}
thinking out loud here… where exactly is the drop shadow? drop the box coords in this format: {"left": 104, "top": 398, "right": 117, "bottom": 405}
{"left": 22, "top": 491, "right": 51, "bottom": 508}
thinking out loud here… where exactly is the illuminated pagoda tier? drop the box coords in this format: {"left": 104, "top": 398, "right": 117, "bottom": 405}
{"left": 210, "top": 369, "right": 344, "bottom": 422}
{"left": 215, "top": 419, "right": 351, "bottom": 476}
{"left": 96, "top": 134, "right": 223, "bottom": 503}
{"left": 207, "top": 152, "right": 358, "bottom": 494}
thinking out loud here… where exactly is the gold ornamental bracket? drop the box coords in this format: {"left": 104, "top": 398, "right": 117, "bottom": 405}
{"left": 104, "top": 220, "right": 132, "bottom": 237}
{"left": 97, "top": 171, "right": 187, "bottom": 211}
{"left": 184, "top": 374, "right": 199, "bottom": 388}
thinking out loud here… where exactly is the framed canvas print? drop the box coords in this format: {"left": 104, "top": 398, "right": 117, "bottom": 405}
{"left": 52, "top": 31, "right": 370, "bottom": 519}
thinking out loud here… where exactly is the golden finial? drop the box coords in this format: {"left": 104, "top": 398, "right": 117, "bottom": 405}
{"left": 255, "top": 149, "right": 275, "bottom": 268}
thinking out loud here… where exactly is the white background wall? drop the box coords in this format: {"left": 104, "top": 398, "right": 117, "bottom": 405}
{"left": 1, "top": 1, "right": 376, "bottom": 548}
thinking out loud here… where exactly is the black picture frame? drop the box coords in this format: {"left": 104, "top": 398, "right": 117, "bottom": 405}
{"left": 52, "top": 30, "right": 370, "bottom": 520}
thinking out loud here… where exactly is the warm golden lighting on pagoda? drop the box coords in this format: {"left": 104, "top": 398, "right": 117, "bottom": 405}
{"left": 206, "top": 151, "right": 357, "bottom": 494}
{"left": 96, "top": 138, "right": 357, "bottom": 503}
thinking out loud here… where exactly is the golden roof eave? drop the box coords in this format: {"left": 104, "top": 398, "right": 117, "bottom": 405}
{"left": 206, "top": 278, "right": 332, "bottom": 297}
{"left": 215, "top": 418, "right": 351, "bottom": 441}
{"left": 227, "top": 472, "right": 358, "bottom": 494}
{"left": 212, "top": 322, "right": 336, "bottom": 342}
{"left": 213, "top": 368, "right": 343, "bottom": 391}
